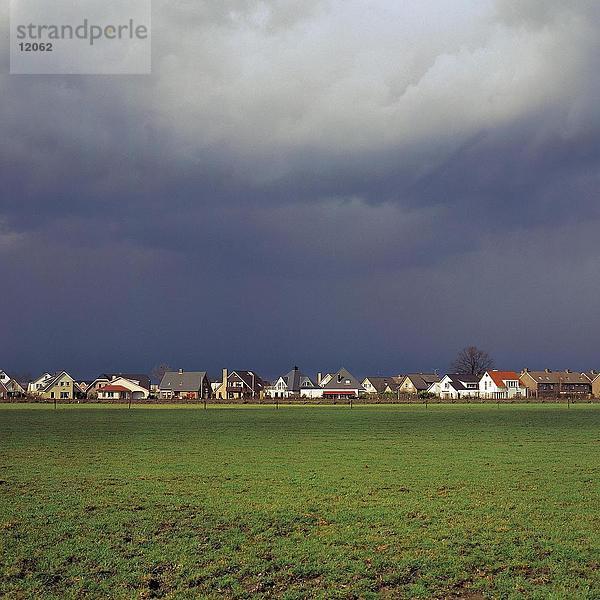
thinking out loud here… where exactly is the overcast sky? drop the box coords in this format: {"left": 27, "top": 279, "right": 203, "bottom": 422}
{"left": 1, "top": 0, "right": 599, "bottom": 380}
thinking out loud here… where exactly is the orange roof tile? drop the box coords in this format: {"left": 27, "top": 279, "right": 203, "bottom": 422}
{"left": 487, "top": 371, "right": 520, "bottom": 388}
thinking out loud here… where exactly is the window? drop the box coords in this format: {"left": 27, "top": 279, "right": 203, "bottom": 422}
{"left": 60, "top": 392, "right": 68, "bottom": 399}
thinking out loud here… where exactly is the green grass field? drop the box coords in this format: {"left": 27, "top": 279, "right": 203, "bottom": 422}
{"left": 1, "top": 404, "right": 598, "bottom": 599}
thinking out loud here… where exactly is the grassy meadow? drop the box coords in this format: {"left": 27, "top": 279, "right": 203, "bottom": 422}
{"left": 0, "top": 404, "right": 598, "bottom": 599}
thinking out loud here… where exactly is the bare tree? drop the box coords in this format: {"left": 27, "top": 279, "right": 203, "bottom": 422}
{"left": 151, "top": 363, "right": 172, "bottom": 383}
{"left": 451, "top": 346, "right": 494, "bottom": 376}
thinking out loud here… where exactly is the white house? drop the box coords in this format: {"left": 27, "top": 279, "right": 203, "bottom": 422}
{"left": 97, "top": 385, "right": 133, "bottom": 401}
{"left": 1, "top": 373, "right": 26, "bottom": 398}
{"left": 479, "top": 370, "right": 526, "bottom": 399}
{"left": 299, "top": 385, "right": 325, "bottom": 399}
{"left": 321, "top": 368, "right": 364, "bottom": 399}
{"left": 87, "top": 373, "right": 151, "bottom": 398}
{"left": 361, "top": 376, "right": 401, "bottom": 395}
{"left": 105, "top": 376, "right": 149, "bottom": 400}
{"left": 27, "top": 373, "right": 53, "bottom": 394}
{"left": 267, "top": 366, "right": 316, "bottom": 399}
{"left": 426, "top": 380, "right": 442, "bottom": 396}
{"left": 436, "top": 374, "right": 480, "bottom": 399}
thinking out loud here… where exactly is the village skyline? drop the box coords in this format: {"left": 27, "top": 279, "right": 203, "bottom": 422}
{"left": 2, "top": 2, "right": 600, "bottom": 381}
{"left": 3, "top": 360, "right": 600, "bottom": 402}
{"left": 4, "top": 355, "right": 600, "bottom": 386}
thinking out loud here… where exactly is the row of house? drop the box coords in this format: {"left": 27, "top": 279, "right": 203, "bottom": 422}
{"left": 0, "top": 370, "right": 152, "bottom": 402}
{"left": 2, "top": 367, "right": 599, "bottom": 402}
{"left": 364, "top": 369, "right": 600, "bottom": 400}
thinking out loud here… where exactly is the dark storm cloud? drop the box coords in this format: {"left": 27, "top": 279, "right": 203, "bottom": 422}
{"left": 1, "top": 1, "right": 600, "bottom": 377}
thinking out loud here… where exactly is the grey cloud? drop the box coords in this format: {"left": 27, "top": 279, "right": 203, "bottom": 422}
{"left": 1, "top": 1, "right": 599, "bottom": 376}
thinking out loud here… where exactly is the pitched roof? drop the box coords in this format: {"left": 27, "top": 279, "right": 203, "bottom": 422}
{"left": 6, "top": 379, "right": 25, "bottom": 393}
{"left": 31, "top": 372, "right": 53, "bottom": 386}
{"left": 523, "top": 370, "right": 591, "bottom": 385}
{"left": 279, "top": 367, "right": 315, "bottom": 392}
{"left": 39, "top": 371, "right": 72, "bottom": 392}
{"left": 486, "top": 371, "right": 520, "bottom": 388}
{"left": 444, "top": 373, "right": 480, "bottom": 390}
{"left": 102, "top": 373, "right": 150, "bottom": 390}
{"left": 160, "top": 371, "right": 208, "bottom": 392}
{"left": 228, "top": 370, "right": 268, "bottom": 390}
{"left": 404, "top": 373, "right": 441, "bottom": 391}
{"left": 322, "top": 368, "right": 363, "bottom": 390}
{"left": 363, "top": 376, "right": 401, "bottom": 393}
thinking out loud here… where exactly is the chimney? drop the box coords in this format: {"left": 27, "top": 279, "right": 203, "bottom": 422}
{"left": 523, "top": 368, "right": 529, "bottom": 373}
{"left": 565, "top": 369, "right": 571, "bottom": 373}
{"left": 545, "top": 368, "right": 551, "bottom": 373}
{"left": 178, "top": 368, "right": 183, "bottom": 374}
{"left": 222, "top": 368, "right": 228, "bottom": 386}
{"left": 317, "top": 372, "right": 322, "bottom": 384}
{"left": 294, "top": 365, "right": 298, "bottom": 371}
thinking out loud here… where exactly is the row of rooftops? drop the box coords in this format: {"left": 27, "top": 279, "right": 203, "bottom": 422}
{"left": 2, "top": 367, "right": 599, "bottom": 396}
{"left": 521, "top": 369, "right": 596, "bottom": 384}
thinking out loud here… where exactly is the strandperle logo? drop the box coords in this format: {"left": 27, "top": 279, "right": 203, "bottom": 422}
{"left": 15, "top": 19, "right": 149, "bottom": 46}
{"left": 10, "top": 0, "right": 151, "bottom": 74}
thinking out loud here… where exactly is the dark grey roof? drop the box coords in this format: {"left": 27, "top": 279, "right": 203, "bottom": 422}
{"left": 445, "top": 373, "right": 480, "bottom": 390}
{"left": 160, "top": 371, "right": 208, "bottom": 392}
{"left": 322, "top": 368, "right": 364, "bottom": 390}
{"left": 279, "top": 367, "right": 315, "bottom": 392}
{"left": 229, "top": 371, "right": 268, "bottom": 390}
{"left": 405, "top": 373, "right": 441, "bottom": 391}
